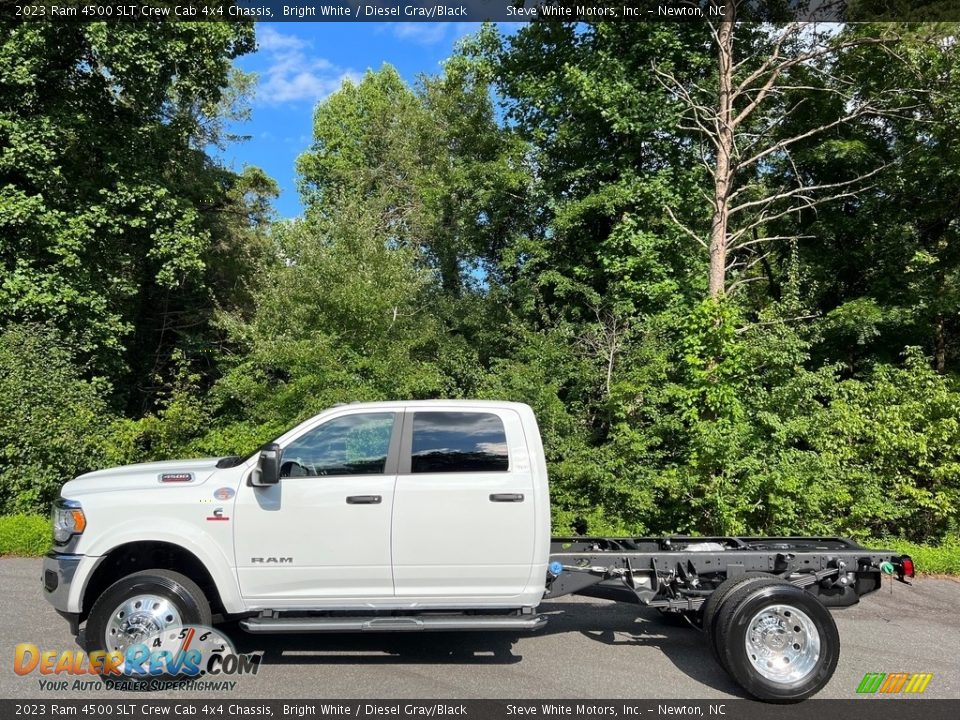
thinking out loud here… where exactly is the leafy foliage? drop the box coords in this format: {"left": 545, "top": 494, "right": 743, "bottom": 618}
{"left": 881, "top": 536, "right": 960, "bottom": 576}
{"left": 0, "top": 22, "right": 269, "bottom": 412}
{"left": 0, "top": 514, "right": 51, "bottom": 556}
{"left": 1, "top": 24, "right": 959, "bottom": 550}
{"left": 0, "top": 325, "right": 113, "bottom": 513}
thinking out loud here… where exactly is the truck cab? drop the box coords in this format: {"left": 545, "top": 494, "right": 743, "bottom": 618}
{"left": 233, "top": 401, "right": 551, "bottom": 606}
{"left": 43, "top": 401, "right": 551, "bottom": 644}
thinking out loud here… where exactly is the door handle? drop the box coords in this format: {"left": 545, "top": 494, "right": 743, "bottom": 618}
{"left": 490, "top": 493, "right": 524, "bottom": 502}
{"left": 346, "top": 495, "right": 382, "bottom": 504}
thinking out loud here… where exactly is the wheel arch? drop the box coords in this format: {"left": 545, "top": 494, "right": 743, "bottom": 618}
{"left": 78, "top": 540, "right": 239, "bottom": 622}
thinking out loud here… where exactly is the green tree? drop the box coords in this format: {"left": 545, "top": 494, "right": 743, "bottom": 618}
{"left": 0, "top": 21, "right": 271, "bottom": 413}
{"left": 485, "top": 20, "right": 960, "bottom": 543}
{"left": 791, "top": 25, "right": 960, "bottom": 376}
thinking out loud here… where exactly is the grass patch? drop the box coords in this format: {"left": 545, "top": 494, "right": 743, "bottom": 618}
{"left": 874, "top": 536, "right": 960, "bottom": 576}
{"left": 0, "top": 514, "right": 51, "bottom": 556}
{"left": 0, "top": 512, "right": 957, "bottom": 577}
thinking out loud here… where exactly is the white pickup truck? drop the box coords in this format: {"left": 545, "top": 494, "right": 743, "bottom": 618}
{"left": 43, "top": 400, "right": 914, "bottom": 701}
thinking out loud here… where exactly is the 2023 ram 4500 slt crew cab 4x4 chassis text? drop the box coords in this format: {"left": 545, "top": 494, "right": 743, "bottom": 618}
{"left": 42, "top": 400, "right": 915, "bottom": 701}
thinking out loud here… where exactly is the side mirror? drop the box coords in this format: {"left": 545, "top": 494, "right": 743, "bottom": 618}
{"left": 251, "top": 443, "right": 281, "bottom": 486}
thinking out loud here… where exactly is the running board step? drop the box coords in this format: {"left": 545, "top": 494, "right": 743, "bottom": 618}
{"left": 240, "top": 614, "right": 548, "bottom": 634}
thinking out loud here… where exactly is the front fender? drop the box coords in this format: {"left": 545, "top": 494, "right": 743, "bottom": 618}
{"left": 68, "top": 519, "right": 244, "bottom": 614}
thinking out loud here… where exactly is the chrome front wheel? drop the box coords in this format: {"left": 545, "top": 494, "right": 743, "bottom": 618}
{"left": 85, "top": 569, "right": 211, "bottom": 664}
{"left": 104, "top": 594, "right": 184, "bottom": 653}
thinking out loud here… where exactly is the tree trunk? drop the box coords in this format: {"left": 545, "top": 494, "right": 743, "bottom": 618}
{"left": 709, "top": 5, "right": 736, "bottom": 298}
{"left": 934, "top": 313, "right": 947, "bottom": 374}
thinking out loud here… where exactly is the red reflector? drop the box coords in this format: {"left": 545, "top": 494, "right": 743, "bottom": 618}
{"left": 902, "top": 557, "right": 915, "bottom": 578}
{"left": 160, "top": 473, "right": 192, "bottom": 483}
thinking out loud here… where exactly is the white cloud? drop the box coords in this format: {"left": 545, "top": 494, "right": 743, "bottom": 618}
{"left": 391, "top": 23, "right": 451, "bottom": 45}
{"left": 257, "top": 26, "right": 308, "bottom": 52}
{"left": 255, "top": 27, "right": 360, "bottom": 105}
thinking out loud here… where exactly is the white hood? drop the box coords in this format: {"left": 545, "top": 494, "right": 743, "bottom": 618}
{"left": 61, "top": 458, "right": 224, "bottom": 497}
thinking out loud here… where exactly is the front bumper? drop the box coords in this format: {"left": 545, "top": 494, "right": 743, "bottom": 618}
{"left": 42, "top": 551, "right": 82, "bottom": 614}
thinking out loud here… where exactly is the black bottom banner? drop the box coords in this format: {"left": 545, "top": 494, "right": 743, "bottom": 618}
{"left": 3, "top": 699, "right": 959, "bottom": 720}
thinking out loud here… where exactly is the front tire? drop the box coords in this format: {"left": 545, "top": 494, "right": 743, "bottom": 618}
{"left": 85, "top": 569, "right": 211, "bottom": 656}
{"left": 713, "top": 580, "right": 839, "bottom": 701}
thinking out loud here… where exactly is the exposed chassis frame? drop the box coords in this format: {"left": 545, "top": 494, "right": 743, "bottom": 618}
{"left": 545, "top": 535, "right": 908, "bottom": 611}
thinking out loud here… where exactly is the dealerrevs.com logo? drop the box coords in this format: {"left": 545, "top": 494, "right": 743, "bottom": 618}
{"left": 856, "top": 672, "right": 934, "bottom": 694}
{"left": 13, "top": 625, "right": 260, "bottom": 692}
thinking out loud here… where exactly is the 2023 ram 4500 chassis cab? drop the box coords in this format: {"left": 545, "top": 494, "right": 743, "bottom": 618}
{"left": 42, "top": 400, "right": 915, "bottom": 701}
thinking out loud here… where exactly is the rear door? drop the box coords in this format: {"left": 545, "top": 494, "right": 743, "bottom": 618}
{"left": 390, "top": 407, "right": 536, "bottom": 598}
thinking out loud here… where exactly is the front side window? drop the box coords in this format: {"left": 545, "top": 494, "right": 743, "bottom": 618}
{"left": 411, "top": 412, "right": 509, "bottom": 473}
{"left": 281, "top": 413, "right": 395, "bottom": 477}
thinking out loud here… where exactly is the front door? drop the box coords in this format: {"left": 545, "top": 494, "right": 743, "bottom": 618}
{"left": 234, "top": 411, "right": 400, "bottom": 602}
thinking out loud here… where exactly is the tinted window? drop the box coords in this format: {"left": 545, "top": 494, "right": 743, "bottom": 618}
{"left": 411, "top": 412, "right": 509, "bottom": 473}
{"left": 281, "top": 413, "right": 395, "bottom": 477}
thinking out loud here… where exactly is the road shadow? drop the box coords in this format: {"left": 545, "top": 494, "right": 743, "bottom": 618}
{"left": 536, "top": 599, "right": 749, "bottom": 698}
{"left": 215, "top": 598, "right": 747, "bottom": 696}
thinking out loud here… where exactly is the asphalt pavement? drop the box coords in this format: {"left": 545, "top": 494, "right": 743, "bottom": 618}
{"left": 2, "top": 557, "right": 957, "bottom": 700}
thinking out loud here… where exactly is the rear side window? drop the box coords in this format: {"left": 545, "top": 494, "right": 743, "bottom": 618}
{"left": 411, "top": 412, "right": 509, "bottom": 473}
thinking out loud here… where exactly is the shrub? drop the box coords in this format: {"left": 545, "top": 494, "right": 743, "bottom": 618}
{"left": 0, "top": 324, "right": 115, "bottom": 514}
{"left": 879, "top": 536, "right": 960, "bottom": 576}
{"left": 0, "top": 514, "right": 51, "bottom": 556}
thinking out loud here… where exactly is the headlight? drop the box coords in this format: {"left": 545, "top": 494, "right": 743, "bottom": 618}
{"left": 52, "top": 499, "right": 86, "bottom": 545}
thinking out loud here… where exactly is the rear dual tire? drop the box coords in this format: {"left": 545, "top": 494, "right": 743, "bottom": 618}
{"left": 701, "top": 572, "right": 773, "bottom": 663}
{"left": 707, "top": 576, "right": 840, "bottom": 701}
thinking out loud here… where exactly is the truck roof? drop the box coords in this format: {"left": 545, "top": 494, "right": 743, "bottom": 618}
{"left": 332, "top": 399, "right": 532, "bottom": 411}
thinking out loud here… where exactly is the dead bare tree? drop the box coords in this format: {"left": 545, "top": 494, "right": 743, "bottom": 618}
{"left": 656, "top": 0, "right": 913, "bottom": 298}
{"left": 577, "top": 306, "right": 628, "bottom": 401}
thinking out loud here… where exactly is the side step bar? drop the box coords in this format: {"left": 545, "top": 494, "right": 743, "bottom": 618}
{"left": 241, "top": 614, "right": 548, "bottom": 634}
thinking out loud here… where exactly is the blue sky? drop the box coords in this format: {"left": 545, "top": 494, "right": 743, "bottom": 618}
{"left": 221, "top": 22, "right": 481, "bottom": 218}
